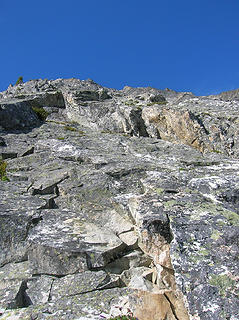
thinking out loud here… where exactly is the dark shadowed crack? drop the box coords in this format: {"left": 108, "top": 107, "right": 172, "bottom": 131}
{"left": 7, "top": 280, "right": 33, "bottom": 309}
{"left": 23, "top": 215, "right": 43, "bottom": 242}
{"left": 164, "top": 293, "right": 180, "bottom": 320}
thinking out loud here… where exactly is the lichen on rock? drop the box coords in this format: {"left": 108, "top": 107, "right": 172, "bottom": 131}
{"left": 0, "top": 78, "right": 238, "bottom": 319}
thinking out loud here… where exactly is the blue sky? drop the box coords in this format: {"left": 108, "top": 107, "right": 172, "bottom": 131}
{"left": 0, "top": 0, "right": 238, "bottom": 95}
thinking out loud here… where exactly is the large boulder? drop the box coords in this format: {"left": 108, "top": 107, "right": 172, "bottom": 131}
{"left": 0, "top": 100, "right": 40, "bottom": 130}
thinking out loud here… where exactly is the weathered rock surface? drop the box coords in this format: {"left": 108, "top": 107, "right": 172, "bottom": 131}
{"left": 0, "top": 79, "right": 238, "bottom": 319}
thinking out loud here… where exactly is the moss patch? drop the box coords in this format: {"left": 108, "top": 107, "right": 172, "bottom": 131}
{"left": 32, "top": 106, "right": 49, "bottom": 121}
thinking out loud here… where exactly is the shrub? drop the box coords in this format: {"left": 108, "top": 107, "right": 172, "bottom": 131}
{"left": 0, "top": 160, "right": 9, "bottom": 181}
{"left": 15, "top": 76, "right": 23, "bottom": 85}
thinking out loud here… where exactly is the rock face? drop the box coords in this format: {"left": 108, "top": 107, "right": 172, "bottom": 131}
{"left": 0, "top": 78, "right": 238, "bottom": 320}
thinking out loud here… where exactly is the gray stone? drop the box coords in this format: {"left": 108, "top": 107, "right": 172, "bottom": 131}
{"left": 0, "top": 261, "right": 32, "bottom": 309}
{"left": 0, "top": 100, "right": 40, "bottom": 130}
{"left": 0, "top": 181, "right": 45, "bottom": 266}
{"left": 0, "top": 78, "right": 238, "bottom": 320}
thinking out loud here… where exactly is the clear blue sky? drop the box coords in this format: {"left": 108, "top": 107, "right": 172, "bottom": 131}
{"left": 0, "top": 0, "right": 238, "bottom": 95}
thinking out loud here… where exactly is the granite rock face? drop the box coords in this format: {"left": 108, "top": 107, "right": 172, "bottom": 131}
{"left": 0, "top": 79, "right": 238, "bottom": 320}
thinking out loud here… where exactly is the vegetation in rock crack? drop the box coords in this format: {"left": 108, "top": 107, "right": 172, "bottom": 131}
{"left": 124, "top": 99, "right": 138, "bottom": 106}
{"left": 64, "top": 125, "right": 85, "bottom": 135}
{"left": 32, "top": 106, "right": 49, "bottom": 121}
{"left": 147, "top": 101, "right": 167, "bottom": 106}
{"left": 15, "top": 76, "right": 23, "bottom": 85}
{"left": 64, "top": 125, "right": 78, "bottom": 132}
{"left": 0, "top": 160, "right": 9, "bottom": 181}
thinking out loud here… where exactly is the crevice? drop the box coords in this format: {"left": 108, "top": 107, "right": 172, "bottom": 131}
{"left": 86, "top": 244, "right": 140, "bottom": 271}
{"left": 117, "top": 227, "right": 134, "bottom": 235}
{"left": 14, "top": 258, "right": 28, "bottom": 264}
{"left": 143, "top": 215, "right": 173, "bottom": 243}
{"left": 23, "top": 215, "right": 43, "bottom": 241}
{"left": 7, "top": 280, "right": 33, "bottom": 309}
{"left": 66, "top": 279, "right": 125, "bottom": 298}
{"left": 38, "top": 197, "right": 58, "bottom": 209}
{"left": 30, "top": 175, "right": 68, "bottom": 196}
{"left": 31, "top": 216, "right": 43, "bottom": 226}
{"left": 21, "top": 146, "right": 35, "bottom": 157}
{"left": 189, "top": 111, "right": 209, "bottom": 135}
{"left": 165, "top": 212, "right": 175, "bottom": 244}
{"left": 106, "top": 168, "right": 144, "bottom": 179}
{"left": 164, "top": 189, "right": 179, "bottom": 194}
{"left": 164, "top": 292, "right": 180, "bottom": 320}
{"left": 130, "top": 108, "right": 149, "bottom": 138}
{"left": 31, "top": 273, "right": 65, "bottom": 278}
{"left": 47, "top": 278, "right": 55, "bottom": 302}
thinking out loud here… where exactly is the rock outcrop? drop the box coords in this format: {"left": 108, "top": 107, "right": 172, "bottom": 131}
{"left": 0, "top": 78, "right": 238, "bottom": 320}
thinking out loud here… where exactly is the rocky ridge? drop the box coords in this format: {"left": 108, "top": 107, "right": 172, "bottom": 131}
{"left": 0, "top": 78, "right": 238, "bottom": 320}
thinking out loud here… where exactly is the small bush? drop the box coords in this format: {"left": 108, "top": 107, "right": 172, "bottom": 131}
{"left": 15, "top": 76, "right": 23, "bottom": 85}
{"left": 0, "top": 160, "right": 9, "bottom": 181}
{"left": 32, "top": 107, "right": 49, "bottom": 121}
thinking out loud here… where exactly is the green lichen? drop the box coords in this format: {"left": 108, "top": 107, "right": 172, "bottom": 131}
{"left": 155, "top": 187, "right": 164, "bottom": 195}
{"left": 189, "top": 247, "right": 209, "bottom": 263}
{"left": 220, "top": 310, "right": 231, "bottom": 319}
{"left": 199, "top": 248, "right": 209, "bottom": 256}
{"left": 211, "top": 229, "right": 221, "bottom": 241}
{"left": 220, "top": 209, "right": 239, "bottom": 226}
{"left": 179, "top": 167, "right": 187, "bottom": 171}
{"left": 212, "top": 149, "right": 222, "bottom": 154}
{"left": 186, "top": 202, "right": 239, "bottom": 226}
{"left": 164, "top": 200, "right": 177, "bottom": 208}
{"left": 209, "top": 274, "right": 235, "bottom": 297}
